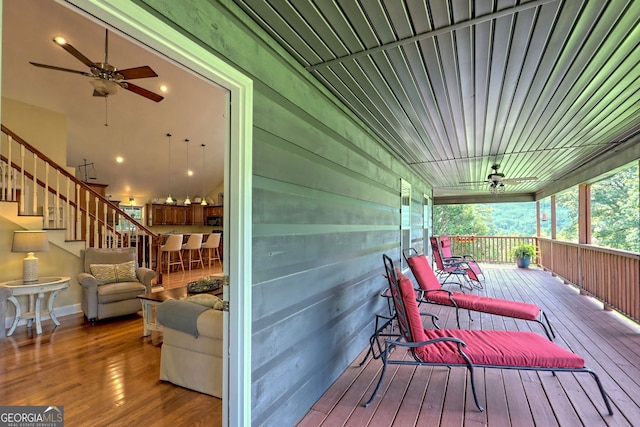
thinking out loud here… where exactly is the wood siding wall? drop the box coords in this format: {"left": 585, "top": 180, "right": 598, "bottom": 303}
{"left": 140, "top": 1, "right": 430, "bottom": 425}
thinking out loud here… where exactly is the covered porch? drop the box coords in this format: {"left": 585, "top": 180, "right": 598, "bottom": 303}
{"left": 297, "top": 263, "right": 640, "bottom": 426}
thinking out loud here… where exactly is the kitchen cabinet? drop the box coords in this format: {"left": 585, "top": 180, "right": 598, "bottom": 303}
{"left": 204, "top": 206, "right": 223, "bottom": 217}
{"left": 203, "top": 206, "right": 224, "bottom": 226}
{"left": 147, "top": 204, "right": 205, "bottom": 226}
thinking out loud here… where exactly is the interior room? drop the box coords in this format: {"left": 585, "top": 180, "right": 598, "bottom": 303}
{"left": 1, "top": 0, "right": 231, "bottom": 423}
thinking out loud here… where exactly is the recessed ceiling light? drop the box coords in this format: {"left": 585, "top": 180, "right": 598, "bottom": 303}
{"left": 116, "top": 156, "right": 124, "bottom": 163}
{"left": 188, "top": 170, "right": 193, "bottom": 176}
{"left": 160, "top": 85, "right": 168, "bottom": 93}
{"left": 53, "top": 36, "right": 67, "bottom": 46}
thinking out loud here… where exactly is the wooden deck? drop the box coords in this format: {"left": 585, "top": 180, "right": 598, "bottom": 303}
{"left": 297, "top": 264, "right": 640, "bottom": 427}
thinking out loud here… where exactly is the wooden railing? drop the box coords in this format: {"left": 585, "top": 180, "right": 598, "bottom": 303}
{"left": 538, "top": 238, "right": 640, "bottom": 323}
{"left": 0, "top": 125, "right": 159, "bottom": 269}
{"left": 441, "top": 235, "right": 640, "bottom": 323}
{"left": 444, "top": 235, "right": 537, "bottom": 264}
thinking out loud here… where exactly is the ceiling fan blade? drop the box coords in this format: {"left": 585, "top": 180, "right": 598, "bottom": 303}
{"left": 118, "top": 66, "right": 158, "bottom": 80}
{"left": 29, "top": 62, "right": 93, "bottom": 77}
{"left": 54, "top": 38, "right": 95, "bottom": 68}
{"left": 503, "top": 176, "right": 537, "bottom": 184}
{"left": 122, "top": 82, "right": 164, "bottom": 102}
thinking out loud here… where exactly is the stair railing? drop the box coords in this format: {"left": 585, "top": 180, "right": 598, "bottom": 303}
{"left": 1, "top": 125, "right": 159, "bottom": 269}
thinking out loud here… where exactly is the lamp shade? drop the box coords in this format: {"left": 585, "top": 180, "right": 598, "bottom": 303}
{"left": 12, "top": 231, "right": 49, "bottom": 283}
{"left": 12, "top": 230, "right": 50, "bottom": 253}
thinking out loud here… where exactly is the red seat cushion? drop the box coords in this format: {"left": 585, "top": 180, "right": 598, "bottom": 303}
{"left": 416, "top": 329, "right": 584, "bottom": 368}
{"left": 395, "top": 267, "right": 582, "bottom": 369}
{"left": 426, "top": 292, "right": 541, "bottom": 320}
{"left": 395, "top": 269, "right": 428, "bottom": 344}
{"left": 407, "top": 255, "right": 442, "bottom": 292}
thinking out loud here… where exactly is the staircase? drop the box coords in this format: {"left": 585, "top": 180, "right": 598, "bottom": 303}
{"left": 1, "top": 125, "right": 158, "bottom": 268}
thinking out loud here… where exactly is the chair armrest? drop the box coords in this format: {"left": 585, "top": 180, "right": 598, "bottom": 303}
{"left": 77, "top": 272, "right": 98, "bottom": 290}
{"left": 136, "top": 268, "right": 156, "bottom": 291}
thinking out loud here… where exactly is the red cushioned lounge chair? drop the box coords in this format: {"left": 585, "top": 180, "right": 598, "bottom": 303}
{"left": 404, "top": 248, "right": 555, "bottom": 340}
{"left": 439, "top": 235, "right": 485, "bottom": 282}
{"left": 363, "top": 254, "right": 613, "bottom": 416}
{"left": 429, "top": 236, "right": 481, "bottom": 290}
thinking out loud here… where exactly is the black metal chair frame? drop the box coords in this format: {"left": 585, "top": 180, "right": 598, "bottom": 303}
{"left": 362, "top": 254, "right": 613, "bottom": 416}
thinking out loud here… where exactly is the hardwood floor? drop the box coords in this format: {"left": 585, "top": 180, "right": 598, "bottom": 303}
{"left": 297, "top": 264, "right": 640, "bottom": 427}
{"left": 0, "top": 263, "right": 223, "bottom": 427}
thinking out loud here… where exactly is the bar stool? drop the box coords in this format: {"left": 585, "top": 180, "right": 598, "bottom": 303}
{"left": 182, "top": 233, "right": 204, "bottom": 270}
{"left": 159, "top": 234, "right": 184, "bottom": 274}
{"left": 202, "top": 233, "right": 221, "bottom": 267}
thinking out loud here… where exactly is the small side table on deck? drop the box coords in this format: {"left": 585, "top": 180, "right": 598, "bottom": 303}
{"left": 2, "top": 277, "right": 70, "bottom": 336}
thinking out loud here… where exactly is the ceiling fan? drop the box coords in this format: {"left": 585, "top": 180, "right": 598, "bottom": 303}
{"left": 29, "top": 29, "right": 164, "bottom": 102}
{"left": 461, "top": 164, "right": 537, "bottom": 194}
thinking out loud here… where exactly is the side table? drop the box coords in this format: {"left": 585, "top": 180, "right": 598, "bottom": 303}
{"left": 2, "top": 277, "right": 70, "bottom": 336}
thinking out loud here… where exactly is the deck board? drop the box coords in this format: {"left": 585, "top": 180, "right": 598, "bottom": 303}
{"left": 296, "top": 264, "right": 640, "bottom": 426}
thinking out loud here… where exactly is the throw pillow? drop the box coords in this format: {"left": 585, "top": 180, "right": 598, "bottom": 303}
{"left": 90, "top": 264, "right": 117, "bottom": 285}
{"left": 115, "top": 261, "right": 137, "bottom": 282}
{"left": 182, "top": 294, "right": 225, "bottom": 310}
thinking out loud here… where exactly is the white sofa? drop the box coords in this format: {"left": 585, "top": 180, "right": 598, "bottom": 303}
{"left": 157, "top": 299, "right": 223, "bottom": 397}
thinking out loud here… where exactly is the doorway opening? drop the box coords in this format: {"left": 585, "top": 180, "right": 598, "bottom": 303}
{"left": 1, "top": 0, "right": 253, "bottom": 425}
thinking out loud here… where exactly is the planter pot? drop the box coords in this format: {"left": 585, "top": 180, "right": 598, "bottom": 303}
{"left": 516, "top": 256, "right": 531, "bottom": 268}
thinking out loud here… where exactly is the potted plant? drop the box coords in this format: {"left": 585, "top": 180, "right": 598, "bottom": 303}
{"left": 510, "top": 242, "right": 537, "bottom": 268}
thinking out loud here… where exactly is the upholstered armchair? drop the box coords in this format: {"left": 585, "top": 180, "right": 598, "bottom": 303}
{"left": 77, "top": 247, "right": 155, "bottom": 324}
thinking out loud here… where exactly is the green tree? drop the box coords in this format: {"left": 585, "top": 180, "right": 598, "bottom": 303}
{"left": 556, "top": 190, "right": 579, "bottom": 242}
{"left": 592, "top": 163, "right": 639, "bottom": 252}
{"left": 433, "top": 204, "right": 490, "bottom": 235}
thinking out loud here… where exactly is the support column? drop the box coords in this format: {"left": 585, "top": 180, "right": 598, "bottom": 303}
{"left": 578, "top": 184, "right": 591, "bottom": 244}
{"left": 550, "top": 195, "right": 557, "bottom": 240}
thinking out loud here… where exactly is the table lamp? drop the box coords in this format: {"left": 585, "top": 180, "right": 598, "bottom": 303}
{"left": 12, "top": 230, "right": 50, "bottom": 283}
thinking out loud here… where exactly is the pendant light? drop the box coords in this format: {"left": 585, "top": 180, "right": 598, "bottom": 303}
{"left": 184, "top": 138, "right": 191, "bottom": 205}
{"left": 200, "top": 144, "right": 208, "bottom": 206}
{"left": 165, "top": 133, "right": 174, "bottom": 204}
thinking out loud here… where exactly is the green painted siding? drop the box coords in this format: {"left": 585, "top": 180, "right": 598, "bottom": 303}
{"left": 139, "top": 0, "right": 431, "bottom": 425}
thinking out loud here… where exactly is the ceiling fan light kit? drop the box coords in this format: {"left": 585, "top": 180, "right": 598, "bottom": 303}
{"left": 90, "top": 78, "right": 120, "bottom": 96}
{"left": 459, "top": 164, "right": 538, "bottom": 195}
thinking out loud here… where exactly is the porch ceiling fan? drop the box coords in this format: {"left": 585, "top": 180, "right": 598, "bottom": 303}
{"left": 461, "top": 164, "right": 537, "bottom": 194}
{"left": 29, "top": 29, "right": 164, "bottom": 102}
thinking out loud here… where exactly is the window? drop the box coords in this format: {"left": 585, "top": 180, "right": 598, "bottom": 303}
{"left": 400, "top": 179, "right": 411, "bottom": 270}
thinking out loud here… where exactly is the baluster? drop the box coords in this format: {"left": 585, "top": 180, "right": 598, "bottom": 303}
{"left": 19, "top": 145, "right": 25, "bottom": 214}
{"left": 84, "top": 189, "right": 90, "bottom": 244}
{"left": 6, "top": 135, "right": 12, "bottom": 201}
{"left": 31, "top": 154, "right": 38, "bottom": 215}
{"left": 44, "top": 163, "right": 50, "bottom": 226}
{"left": 55, "top": 170, "right": 61, "bottom": 228}
{"left": 94, "top": 197, "right": 100, "bottom": 247}
{"left": 75, "top": 184, "right": 81, "bottom": 240}
{"left": 65, "top": 179, "right": 70, "bottom": 239}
